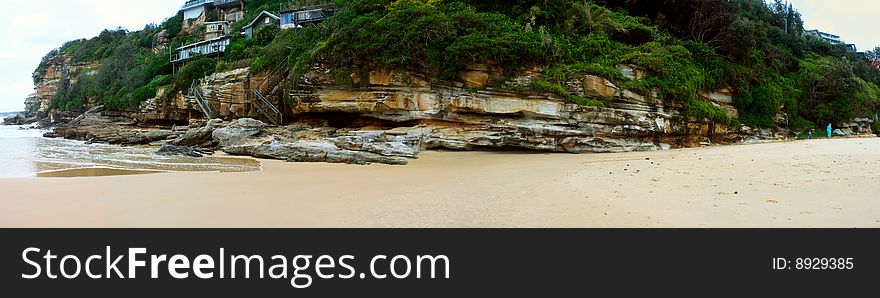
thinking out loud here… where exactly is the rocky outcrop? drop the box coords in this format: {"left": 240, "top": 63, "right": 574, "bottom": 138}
{"left": 201, "top": 68, "right": 250, "bottom": 118}
{"left": 210, "top": 119, "right": 414, "bottom": 165}
{"left": 38, "top": 61, "right": 800, "bottom": 166}
{"left": 49, "top": 108, "right": 179, "bottom": 145}
{"left": 32, "top": 55, "right": 100, "bottom": 114}
{"left": 225, "top": 140, "right": 410, "bottom": 165}
{"left": 170, "top": 119, "right": 223, "bottom": 147}
{"left": 157, "top": 145, "right": 204, "bottom": 157}
{"left": 288, "top": 65, "right": 745, "bottom": 154}
{"left": 2, "top": 114, "right": 42, "bottom": 126}
{"left": 837, "top": 118, "right": 875, "bottom": 135}
{"left": 212, "top": 118, "right": 265, "bottom": 147}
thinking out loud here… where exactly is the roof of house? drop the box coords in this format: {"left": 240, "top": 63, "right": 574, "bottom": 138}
{"left": 280, "top": 3, "right": 338, "bottom": 14}
{"left": 242, "top": 11, "right": 281, "bottom": 29}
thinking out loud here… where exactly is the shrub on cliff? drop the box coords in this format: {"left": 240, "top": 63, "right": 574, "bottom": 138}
{"left": 318, "top": 0, "right": 550, "bottom": 79}
{"left": 173, "top": 57, "right": 218, "bottom": 89}
{"left": 34, "top": 0, "right": 880, "bottom": 125}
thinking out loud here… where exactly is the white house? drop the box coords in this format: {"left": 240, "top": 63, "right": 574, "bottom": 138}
{"left": 181, "top": 0, "right": 246, "bottom": 21}
{"left": 181, "top": 0, "right": 213, "bottom": 20}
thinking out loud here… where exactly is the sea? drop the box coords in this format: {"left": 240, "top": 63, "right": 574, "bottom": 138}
{"left": 0, "top": 113, "right": 261, "bottom": 178}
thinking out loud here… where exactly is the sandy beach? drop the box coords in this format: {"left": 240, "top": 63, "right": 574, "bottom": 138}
{"left": 1, "top": 137, "right": 878, "bottom": 228}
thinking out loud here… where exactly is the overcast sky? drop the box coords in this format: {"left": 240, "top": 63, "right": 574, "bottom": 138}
{"left": 0, "top": 0, "right": 181, "bottom": 112}
{"left": 789, "top": 0, "right": 880, "bottom": 50}
{"left": 1, "top": 0, "right": 879, "bottom": 112}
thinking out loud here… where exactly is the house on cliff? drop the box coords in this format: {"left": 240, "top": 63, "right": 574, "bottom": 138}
{"left": 805, "top": 29, "right": 858, "bottom": 53}
{"left": 279, "top": 2, "right": 338, "bottom": 29}
{"left": 242, "top": 11, "right": 281, "bottom": 39}
{"left": 205, "top": 21, "right": 232, "bottom": 39}
{"left": 181, "top": 0, "right": 247, "bottom": 21}
{"left": 240, "top": 2, "right": 339, "bottom": 39}
{"left": 173, "top": 0, "right": 246, "bottom": 66}
{"left": 172, "top": 36, "right": 231, "bottom": 64}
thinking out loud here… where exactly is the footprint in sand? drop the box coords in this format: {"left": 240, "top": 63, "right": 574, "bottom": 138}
{"left": 767, "top": 199, "right": 779, "bottom": 204}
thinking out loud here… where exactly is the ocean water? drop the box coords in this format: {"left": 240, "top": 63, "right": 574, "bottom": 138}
{"left": 0, "top": 116, "right": 261, "bottom": 178}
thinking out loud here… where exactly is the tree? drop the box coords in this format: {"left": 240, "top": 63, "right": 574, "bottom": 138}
{"left": 799, "top": 56, "right": 862, "bottom": 125}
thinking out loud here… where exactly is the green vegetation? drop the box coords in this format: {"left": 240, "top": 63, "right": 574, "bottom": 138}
{"left": 37, "top": 0, "right": 880, "bottom": 131}
{"left": 874, "top": 114, "right": 880, "bottom": 133}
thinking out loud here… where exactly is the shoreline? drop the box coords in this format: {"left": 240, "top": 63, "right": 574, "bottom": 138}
{"left": 1, "top": 137, "right": 879, "bottom": 228}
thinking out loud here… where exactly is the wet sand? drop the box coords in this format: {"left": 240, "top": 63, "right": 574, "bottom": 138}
{"left": 37, "top": 167, "right": 164, "bottom": 178}
{"left": 1, "top": 137, "right": 879, "bottom": 228}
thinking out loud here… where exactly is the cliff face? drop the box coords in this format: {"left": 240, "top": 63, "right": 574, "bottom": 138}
{"left": 115, "top": 63, "right": 749, "bottom": 164}
{"left": 284, "top": 65, "right": 744, "bottom": 153}
{"left": 31, "top": 55, "right": 99, "bottom": 114}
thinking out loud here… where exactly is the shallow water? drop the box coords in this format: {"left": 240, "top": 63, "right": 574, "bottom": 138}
{"left": 0, "top": 121, "right": 261, "bottom": 178}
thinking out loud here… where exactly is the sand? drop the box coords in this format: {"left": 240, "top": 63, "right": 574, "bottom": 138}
{"left": 1, "top": 137, "right": 879, "bottom": 228}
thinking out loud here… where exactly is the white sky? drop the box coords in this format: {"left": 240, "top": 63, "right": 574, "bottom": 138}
{"left": 789, "top": 0, "right": 880, "bottom": 50}
{"left": 1, "top": 0, "right": 879, "bottom": 112}
{"left": 0, "top": 0, "right": 181, "bottom": 112}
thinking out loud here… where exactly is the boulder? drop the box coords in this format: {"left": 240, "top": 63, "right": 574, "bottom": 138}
{"left": 832, "top": 128, "right": 850, "bottom": 136}
{"left": 458, "top": 64, "right": 493, "bottom": 88}
{"left": 142, "top": 130, "right": 175, "bottom": 142}
{"left": 212, "top": 118, "right": 265, "bottom": 147}
{"left": 171, "top": 119, "right": 223, "bottom": 146}
{"left": 333, "top": 132, "right": 421, "bottom": 158}
{"left": 582, "top": 75, "right": 619, "bottom": 99}
{"left": 156, "top": 145, "right": 203, "bottom": 157}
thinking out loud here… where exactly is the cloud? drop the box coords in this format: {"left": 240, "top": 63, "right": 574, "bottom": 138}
{"left": 789, "top": 0, "right": 880, "bottom": 51}
{"left": 0, "top": 0, "right": 180, "bottom": 112}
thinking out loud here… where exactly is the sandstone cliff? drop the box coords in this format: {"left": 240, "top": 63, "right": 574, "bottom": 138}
{"left": 36, "top": 63, "right": 766, "bottom": 165}
{"left": 30, "top": 55, "right": 99, "bottom": 115}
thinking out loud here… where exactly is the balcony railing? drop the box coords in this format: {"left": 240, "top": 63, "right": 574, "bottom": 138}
{"left": 182, "top": 0, "right": 211, "bottom": 10}
{"left": 172, "top": 37, "right": 231, "bottom": 63}
{"left": 214, "top": 0, "right": 241, "bottom": 8}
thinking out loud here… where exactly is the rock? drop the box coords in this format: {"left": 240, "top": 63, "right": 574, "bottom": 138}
{"left": 458, "top": 70, "right": 490, "bottom": 88}
{"left": 156, "top": 145, "right": 203, "bottom": 158}
{"left": 332, "top": 132, "right": 421, "bottom": 158}
{"left": 616, "top": 64, "right": 648, "bottom": 80}
{"left": 143, "top": 130, "right": 173, "bottom": 141}
{"left": 457, "top": 64, "right": 497, "bottom": 88}
{"left": 212, "top": 118, "right": 265, "bottom": 147}
{"left": 224, "top": 140, "right": 409, "bottom": 165}
{"left": 171, "top": 121, "right": 221, "bottom": 147}
{"left": 68, "top": 105, "right": 105, "bottom": 126}
{"left": 699, "top": 88, "right": 735, "bottom": 104}
{"left": 838, "top": 118, "right": 875, "bottom": 135}
{"left": 582, "top": 75, "right": 619, "bottom": 99}
{"left": 832, "top": 129, "right": 849, "bottom": 136}
{"left": 2, "top": 114, "right": 41, "bottom": 126}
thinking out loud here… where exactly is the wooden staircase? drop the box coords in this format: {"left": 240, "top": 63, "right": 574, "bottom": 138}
{"left": 189, "top": 80, "right": 220, "bottom": 119}
{"left": 248, "top": 61, "right": 288, "bottom": 126}
{"left": 251, "top": 90, "right": 283, "bottom": 126}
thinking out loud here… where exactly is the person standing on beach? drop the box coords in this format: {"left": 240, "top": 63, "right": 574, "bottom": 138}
{"left": 808, "top": 129, "right": 812, "bottom": 139}
{"left": 827, "top": 123, "right": 832, "bottom": 138}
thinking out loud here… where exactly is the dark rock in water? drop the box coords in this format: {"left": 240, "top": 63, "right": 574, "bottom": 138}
{"left": 43, "top": 131, "right": 61, "bottom": 138}
{"left": 157, "top": 145, "right": 203, "bottom": 158}
{"left": 3, "top": 114, "right": 39, "bottom": 126}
